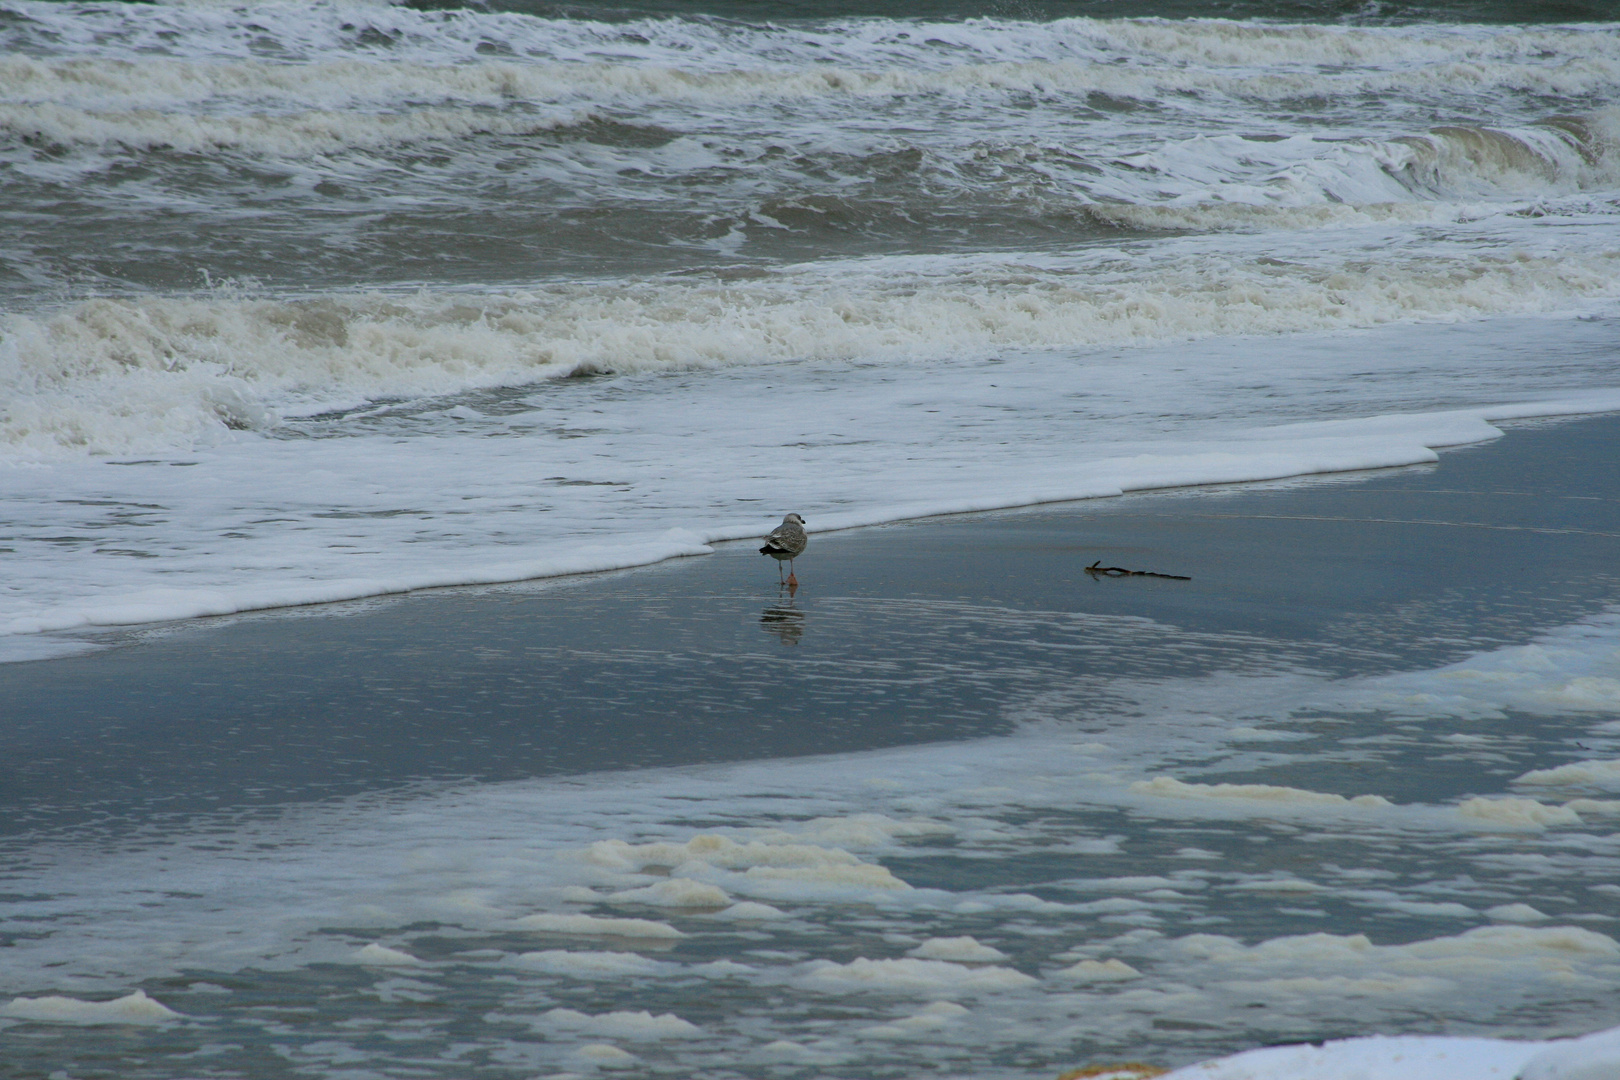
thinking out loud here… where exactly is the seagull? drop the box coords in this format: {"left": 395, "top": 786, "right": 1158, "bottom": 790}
{"left": 759, "top": 512, "right": 807, "bottom": 588}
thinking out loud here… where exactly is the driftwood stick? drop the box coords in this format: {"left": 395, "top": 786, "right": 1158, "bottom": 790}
{"left": 1085, "top": 560, "right": 1191, "bottom": 581}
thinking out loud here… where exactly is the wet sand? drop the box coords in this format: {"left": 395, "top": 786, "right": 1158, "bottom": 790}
{"left": 3, "top": 412, "right": 1617, "bottom": 835}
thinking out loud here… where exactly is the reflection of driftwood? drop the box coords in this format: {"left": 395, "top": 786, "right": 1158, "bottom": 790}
{"left": 1086, "top": 560, "right": 1190, "bottom": 581}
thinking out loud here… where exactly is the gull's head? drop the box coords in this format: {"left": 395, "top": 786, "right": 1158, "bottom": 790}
{"left": 784, "top": 512, "right": 805, "bottom": 526}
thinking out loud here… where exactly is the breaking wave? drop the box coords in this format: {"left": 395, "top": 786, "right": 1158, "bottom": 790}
{"left": 4, "top": 242, "right": 1617, "bottom": 459}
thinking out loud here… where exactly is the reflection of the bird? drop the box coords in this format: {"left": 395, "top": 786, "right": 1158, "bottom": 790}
{"left": 759, "top": 601, "right": 805, "bottom": 646}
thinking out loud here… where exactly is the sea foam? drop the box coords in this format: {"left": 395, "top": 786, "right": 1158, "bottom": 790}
{"left": 6, "top": 606, "right": 1620, "bottom": 1072}
{"left": 0, "top": 989, "right": 180, "bottom": 1025}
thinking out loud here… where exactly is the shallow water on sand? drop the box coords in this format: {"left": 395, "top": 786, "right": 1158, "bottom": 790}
{"left": 3, "top": 417, "right": 1619, "bottom": 1078}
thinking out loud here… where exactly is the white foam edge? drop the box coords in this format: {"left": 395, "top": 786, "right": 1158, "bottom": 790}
{"left": 0, "top": 635, "right": 107, "bottom": 664}
{"left": 0, "top": 531, "right": 717, "bottom": 639}
{"left": 1161, "top": 1021, "right": 1620, "bottom": 1080}
{"left": 1107, "top": 775, "right": 1596, "bottom": 834}
{"left": 6, "top": 391, "right": 1619, "bottom": 645}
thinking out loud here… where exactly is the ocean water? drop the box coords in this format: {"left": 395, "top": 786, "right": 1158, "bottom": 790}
{"left": 2, "top": 0, "right": 1620, "bottom": 1075}
{"left": 6, "top": 499, "right": 1620, "bottom": 1079}
{"left": 6, "top": 0, "right": 1620, "bottom": 649}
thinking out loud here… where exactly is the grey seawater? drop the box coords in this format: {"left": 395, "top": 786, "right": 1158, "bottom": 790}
{"left": 1, "top": 0, "right": 1615, "bottom": 306}
{"left": 3, "top": 0, "right": 1619, "bottom": 1074}
{"left": 1, "top": 415, "right": 1617, "bottom": 1079}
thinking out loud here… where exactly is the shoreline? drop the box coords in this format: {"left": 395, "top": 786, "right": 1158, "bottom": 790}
{"left": 4, "top": 410, "right": 1618, "bottom": 835}
{"left": 7, "top": 390, "right": 1620, "bottom": 649}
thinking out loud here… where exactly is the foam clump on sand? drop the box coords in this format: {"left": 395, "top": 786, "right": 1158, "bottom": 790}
{"left": 756, "top": 1039, "right": 820, "bottom": 1062}
{"left": 510, "top": 912, "right": 683, "bottom": 938}
{"left": 739, "top": 861, "right": 911, "bottom": 891}
{"left": 539, "top": 1008, "right": 702, "bottom": 1040}
{"left": 0, "top": 988, "right": 180, "bottom": 1025}
{"left": 352, "top": 942, "right": 422, "bottom": 965}
{"left": 607, "top": 878, "right": 731, "bottom": 908}
{"left": 1228, "top": 876, "right": 1326, "bottom": 894}
{"left": 1153, "top": 925, "right": 1620, "bottom": 1009}
{"left": 578, "top": 832, "right": 912, "bottom": 898}
{"left": 802, "top": 957, "right": 1039, "bottom": 995}
{"left": 1453, "top": 797, "right": 1582, "bottom": 830}
{"left": 1417, "top": 926, "right": 1620, "bottom": 959}
{"left": 712, "top": 901, "right": 787, "bottom": 920}
{"left": 1564, "top": 798, "right": 1620, "bottom": 817}
{"left": 511, "top": 950, "right": 670, "bottom": 978}
{"left": 584, "top": 833, "right": 884, "bottom": 873}
{"left": 1178, "top": 926, "right": 1619, "bottom": 967}
{"left": 1487, "top": 904, "right": 1551, "bottom": 923}
{"left": 1516, "top": 758, "right": 1620, "bottom": 790}
{"left": 1054, "top": 958, "right": 1143, "bottom": 982}
{"left": 858, "top": 1000, "right": 971, "bottom": 1039}
{"left": 1065, "top": 875, "right": 1190, "bottom": 893}
{"left": 1158, "top": 1021, "right": 1620, "bottom": 1080}
{"left": 571, "top": 1043, "right": 638, "bottom": 1068}
{"left": 1130, "top": 777, "right": 1392, "bottom": 809}
{"left": 908, "top": 936, "right": 1008, "bottom": 962}
{"left": 1339, "top": 621, "right": 1620, "bottom": 723}
{"left": 755, "top": 813, "right": 957, "bottom": 847}
{"left": 1534, "top": 677, "right": 1620, "bottom": 713}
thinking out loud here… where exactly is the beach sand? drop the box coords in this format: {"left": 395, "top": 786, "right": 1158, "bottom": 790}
{"left": 3, "top": 412, "right": 1616, "bottom": 835}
